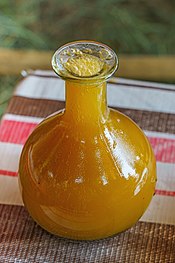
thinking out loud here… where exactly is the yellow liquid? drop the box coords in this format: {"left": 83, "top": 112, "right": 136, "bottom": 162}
{"left": 19, "top": 50, "right": 156, "bottom": 240}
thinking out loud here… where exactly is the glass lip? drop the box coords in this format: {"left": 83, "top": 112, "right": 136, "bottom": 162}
{"left": 52, "top": 40, "right": 119, "bottom": 82}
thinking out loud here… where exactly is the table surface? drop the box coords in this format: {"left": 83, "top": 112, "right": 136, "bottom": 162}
{"left": 0, "top": 71, "right": 175, "bottom": 263}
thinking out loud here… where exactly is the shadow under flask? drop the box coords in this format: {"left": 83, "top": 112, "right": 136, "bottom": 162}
{"left": 19, "top": 41, "right": 157, "bottom": 240}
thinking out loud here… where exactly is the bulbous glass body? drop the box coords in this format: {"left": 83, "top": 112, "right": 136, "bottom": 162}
{"left": 19, "top": 41, "right": 156, "bottom": 240}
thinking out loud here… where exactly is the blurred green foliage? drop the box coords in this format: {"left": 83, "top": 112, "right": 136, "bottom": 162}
{"left": 0, "top": 0, "right": 175, "bottom": 54}
{"left": 0, "top": 76, "right": 18, "bottom": 118}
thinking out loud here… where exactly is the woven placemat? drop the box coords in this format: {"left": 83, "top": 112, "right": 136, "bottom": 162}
{"left": 0, "top": 204, "right": 175, "bottom": 263}
{"left": 0, "top": 72, "right": 175, "bottom": 262}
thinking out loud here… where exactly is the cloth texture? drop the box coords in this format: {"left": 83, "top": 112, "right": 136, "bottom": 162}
{"left": 0, "top": 71, "right": 174, "bottom": 262}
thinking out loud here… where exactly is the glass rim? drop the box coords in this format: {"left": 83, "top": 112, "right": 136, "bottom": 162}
{"left": 52, "top": 40, "right": 119, "bottom": 82}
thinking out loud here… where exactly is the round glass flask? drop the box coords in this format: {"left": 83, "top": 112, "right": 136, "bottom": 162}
{"left": 19, "top": 41, "right": 157, "bottom": 240}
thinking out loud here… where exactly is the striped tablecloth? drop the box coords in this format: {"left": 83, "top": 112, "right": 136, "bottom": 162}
{"left": 0, "top": 70, "right": 175, "bottom": 262}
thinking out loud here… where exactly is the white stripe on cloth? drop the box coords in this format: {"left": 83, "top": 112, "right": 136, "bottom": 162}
{"left": 156, "top": 162, "right": 175, "bottom": 192}
{"left": 108, "top": 84, "right": 175, "bottom": 114}
{"left": 145, "top": 130, "right": 175, "bottom": 140}
{"left": 111, "top": 77, "right": 175, "bottom": 91}
{"left": 0, "top": 142, "right": 23, "bottom": 172}
{"left": 0, "top": 176, "right": 22, "bottom": 205}
{"left": 141, "top": 195, "right": 175, "bottom": 225}
{"left": 15, "top": 73, "right": 175, "bottom": 113}
{"left": 3, "top": 113, "right": 43, "bottom": 124}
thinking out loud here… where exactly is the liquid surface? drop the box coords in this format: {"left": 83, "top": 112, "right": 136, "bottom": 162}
{"left": 64, "top": 53, "right": 104, "bottom": 77}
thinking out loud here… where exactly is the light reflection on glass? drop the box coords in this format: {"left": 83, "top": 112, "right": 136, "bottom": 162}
{"left": 103, "top": 127, "right": 136, "bottom": 180}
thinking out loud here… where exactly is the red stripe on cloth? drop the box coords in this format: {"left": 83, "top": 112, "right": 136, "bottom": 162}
{"left": 155, "top": 189, "right": 175, "bottom": 197}
{"left": 0, "top": 169, "right": 17, "bottom": 177}
{"left": 148, "top": 137, "right": 175, "bottom": 163}
{"left": 0, "top": 120, "right": 37, "bottom": 145}
{"left": 0, "top": 120, "right": 175, "bottom": 163}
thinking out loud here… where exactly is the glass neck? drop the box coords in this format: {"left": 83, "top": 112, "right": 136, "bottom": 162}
{"left": 65, "top": 80, "right": 108, "bottom": 124}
